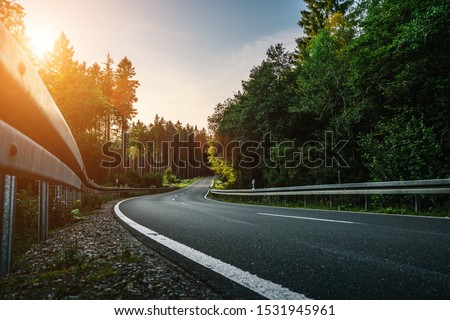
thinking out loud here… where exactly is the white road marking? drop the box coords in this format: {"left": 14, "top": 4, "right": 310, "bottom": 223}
{"left": 114, "top": 200, "right": 309, "bottom": 300}
{"left": 257, "top": 212, "right": 361, "bottom": 225}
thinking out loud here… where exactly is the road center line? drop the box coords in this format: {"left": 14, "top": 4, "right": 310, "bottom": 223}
{"left": 115, "top": 200, "right": 309, "bottom": 300}
{"left": 257, "top": 212, "right": 360, "bottom": 225}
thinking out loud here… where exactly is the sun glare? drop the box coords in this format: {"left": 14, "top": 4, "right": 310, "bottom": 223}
{"left": 29, "top": 32, "right": 53, "bottom": 58}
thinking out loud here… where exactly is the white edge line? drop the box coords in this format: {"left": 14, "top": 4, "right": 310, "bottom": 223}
{"left": 257, "top": 212, "right": 360, "bottom": 225}
{"left": 114, "top": 199, "right": 310, "bottom": 300}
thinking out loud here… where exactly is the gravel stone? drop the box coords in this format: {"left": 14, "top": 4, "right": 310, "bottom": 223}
{"left": 0, "top": 201, "right": 223, "bottom": 300}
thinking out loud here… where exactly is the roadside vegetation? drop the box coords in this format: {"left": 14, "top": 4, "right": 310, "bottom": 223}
{"left": 1, "top": 203, "right": 221, "bottom": 299}
{"left": 208, "top": 192, "right": 450, "bottom": 218}
{"left": 12, "top": 179, "right": 107, "bottom": 271}
{"left": 208, "top": 178, "right": 449, "bottom": 217}
{"left": 207, "top": 0, "right": 449, "bottom": 192}
{"left": 11, "top": 174, "right": 200, "bottom": 272}
{"left": 206, "top": 0, "right": 449, "bottom": 214}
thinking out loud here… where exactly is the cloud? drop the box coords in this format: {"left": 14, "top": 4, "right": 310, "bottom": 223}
{"left": 134, "top": 28, "right": 301, "bottom": 127}
{"left": 135, "top": 27, "right": 301, "bottom": 129}
{"left": 228, "top": 27, "right": 300, "bottom": 71}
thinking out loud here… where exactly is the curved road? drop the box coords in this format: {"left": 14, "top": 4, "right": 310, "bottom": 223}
{"left": 116, "top": 178, "right": 450, "bottom": 299}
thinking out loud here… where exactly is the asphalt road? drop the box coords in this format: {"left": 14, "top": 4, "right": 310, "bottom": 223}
{"left": 118, "top": 178, "right": 450, "bottom": 299}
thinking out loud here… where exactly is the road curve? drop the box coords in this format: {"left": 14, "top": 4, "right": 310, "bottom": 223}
{"left": 115, "top": 177, "right": 450, "bottom": 299}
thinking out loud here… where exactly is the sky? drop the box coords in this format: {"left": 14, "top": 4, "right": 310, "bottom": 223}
{"left": 20, "top": 0, "right": 305, "bottom": 130}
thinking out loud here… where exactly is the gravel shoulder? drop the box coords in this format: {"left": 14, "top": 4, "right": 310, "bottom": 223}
{"left": 0, "top": 201, "right": 223, "bottom": 300}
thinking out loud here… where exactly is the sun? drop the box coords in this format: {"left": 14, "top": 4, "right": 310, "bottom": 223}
{"left": 28, "top": 32, "right": 53, "bottom": 58}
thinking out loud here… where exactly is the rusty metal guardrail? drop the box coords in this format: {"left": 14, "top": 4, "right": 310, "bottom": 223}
{"left": 0, "top": 22, "right": 162, "bottom": 275}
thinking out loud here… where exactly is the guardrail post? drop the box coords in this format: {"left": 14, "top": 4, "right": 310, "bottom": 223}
{"left": 72, "top": 189, "right": 76, "bottom": 207}
{"left": 38, "top": 181, "right": 49, "bottom": 242}
{"left": 0, "top": 174, "right": 16, "bottom": 275}
{"left": 56, "top": 185, "right": 61, "bottom": 207}
{"left": 365, "top": 194, "right": 369, "bottom": 211}
{"left": 64, "top": 187, "right": 68, "bottom": 208}
{"left": 415, "top": 195, "right": 421, "bottom": 213}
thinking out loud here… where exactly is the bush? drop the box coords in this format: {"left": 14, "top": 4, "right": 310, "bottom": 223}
{"left": 15, "top": 185, "right": 38, "bottom": 233}
{"left": 108, "top": 172, "right": 143, "bottom": 188}
{"left": 143, "top": 172, "right": 163, "bottom": 187}
{"left": 164, "top": 167, "right": 177, "bottom": 184}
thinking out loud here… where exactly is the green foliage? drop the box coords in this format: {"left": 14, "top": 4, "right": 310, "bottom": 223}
{"left": 85, "top": 266, "right": 118, "bottom": 284}
{"left": 70, "top": 208, "right": 84, "bottom": 220}
{"left": 207, "top": 0, "right": 449, "bottom": 200}
{"left": 13, "top": 184, "right": 38, "bottom": 264}
{"left": 164, "top": 167, "right": 177, "bottom": 184}
{"left": 142, "top": 172, "right": 163, "bottom": 188}
{"left": 174, "top": 178, "right": 199, "bottom": 188}
{"left": 114, "top": 249, "right": 145, "bottom": 264}
{"left": 349, "top": 0, "right": 450, "bottom": 131}
{"left": 360, "top": 117, "right": 447, "bottom": 181}
{"left": 350, "top": 0, "right": 450, "bottom": 180}
{"left": 76, "top": 131, "right": 105, "bottom": 182}
{"left": 295, "top": 24, "right": 356, "bottom": 138}
{"left": 207, "top": 142, "right": 237, "bottom": 187}
{"left": 15, "top": 184, "right": 38, "bottom": 232}
{"left": 113, "top": 56, "right": 140, "bottom": 133}
{"left": 52, "top": 240, "right": 87, "bottom": 270}
{"left": 124, "top": 171, "right": 143, "bottom": 187}
{"left": 297, "top": 0, "right": 354, "bottom": 52}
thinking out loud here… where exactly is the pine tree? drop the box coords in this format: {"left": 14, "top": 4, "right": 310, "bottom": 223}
{"left": 101, "top": 53, "right": 115, "bottom": 141}
{"left": 113, "top": 56, "right": 139, "bottom": 133}
{"left": 113, "top": 56, "right": 140, "bottom": 173}
{"left": 297, "top": 0, "right": 354, "bottom": 52}
{"left": 41, "top": 32, "right": 76, "bottom": 85}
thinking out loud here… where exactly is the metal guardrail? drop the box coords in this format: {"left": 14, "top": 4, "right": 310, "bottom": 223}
{"left": 0, "top": 23, "right": 85, "bottom": 184}
{"left": 211, "top": 179, "right": 450, "bottom": 196}
{"left": 210, "top": 179, "right": 450, "bottom": 213}
{"left": 0, "top": 22, "right": 161, "bottom": 275}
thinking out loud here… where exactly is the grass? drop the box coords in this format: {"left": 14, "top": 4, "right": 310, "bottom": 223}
{"left": 207, "top": 193, "right": 450, "bottom": 218}
{"left": 0, "top": 237, "right": 148, "bottom": 299}
{"left": 113, "top": 249, "right": 145, "bottom": 264}
{"left": 174, "top": 177, "right": 200, "bottom": 188}
{"left": 86, "top": 265, "right": 118, "bottom": 284}
{"left": 210, "top": 180, "right": 226, "bottom": 190}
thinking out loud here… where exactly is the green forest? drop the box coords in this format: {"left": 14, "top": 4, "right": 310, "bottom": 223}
{"left": 207, "top": 0, "right": 449, "bottom": 189}
{"left": 1, "top": 0, "right": 449, "bottom": 190}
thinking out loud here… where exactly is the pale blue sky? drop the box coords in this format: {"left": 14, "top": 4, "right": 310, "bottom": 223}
{"left": 21, "top": 0, "right": 305, "bottom": 129}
